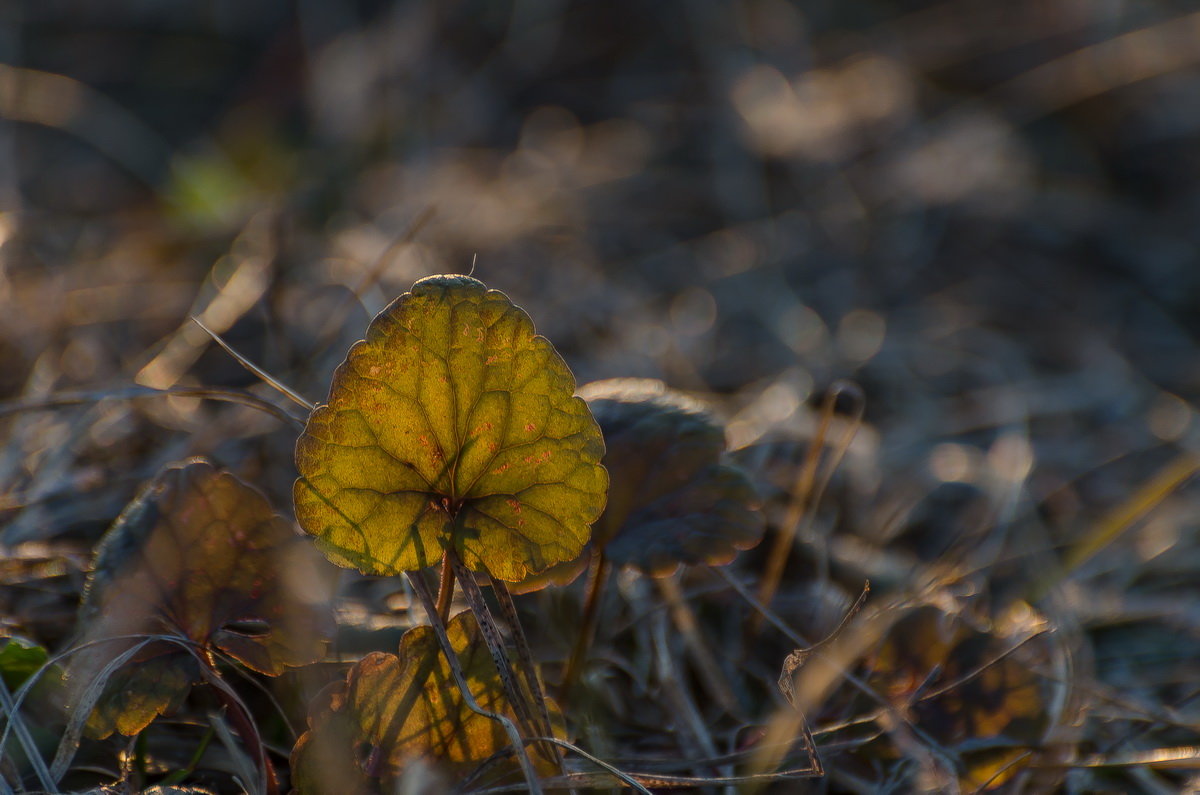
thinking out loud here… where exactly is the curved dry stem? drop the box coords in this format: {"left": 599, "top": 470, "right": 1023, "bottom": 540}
{"left": 46, "top": 635, "right": 198, "bottom": 786}
{"left": 405, "top": 569, "right": 544, "bottom": 795}
{"left": 448, "top": 552, "right": 549, "bottom": 765}
{"left": 198, "top": 650, "right": 277, "bottom": 795}
{"left": 487, "top": 575, "right": 564, "bottom": 774}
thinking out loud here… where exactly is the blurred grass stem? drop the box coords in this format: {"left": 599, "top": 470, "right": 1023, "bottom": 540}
{"left": 750, "top": 381, "right": 863, "bottom": 638}
{"left": 559, "top": 553, "right": 610, "bottom": 710}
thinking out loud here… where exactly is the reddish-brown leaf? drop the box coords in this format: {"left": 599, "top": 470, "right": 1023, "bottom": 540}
{"left": 69, "top": 459, "right": 336, "bottom": 738}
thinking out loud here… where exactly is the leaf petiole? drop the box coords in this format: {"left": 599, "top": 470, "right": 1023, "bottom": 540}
{"left": 158, "top": 724, "right": 215, "bottom": 786}
{"left": 435, "top": 553, "right": 456, "bottom": 623}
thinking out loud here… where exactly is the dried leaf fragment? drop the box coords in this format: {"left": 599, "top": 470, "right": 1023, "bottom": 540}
{"left": 513, "top": 379, "right": 764, "bottom": 586}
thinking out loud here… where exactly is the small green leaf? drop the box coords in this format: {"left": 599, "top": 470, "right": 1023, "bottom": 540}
{"left": 70, "top": 459, "right": 336, "bottom": 738}
{"left": 291, "top": 611, "right": 564, "bottom": 793}
{"left": 294, "top": 275, "right": 608, "bottom": 581}
{"left": 0, "top": 636, "right": 50, "bottom": 691}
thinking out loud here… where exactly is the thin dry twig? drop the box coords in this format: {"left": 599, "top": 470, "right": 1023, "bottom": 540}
{"left": 190, "top": 316, "right": 315, "bottom": 412}
{"left": 0, "top": 385, "right": 304, "bottom": 427}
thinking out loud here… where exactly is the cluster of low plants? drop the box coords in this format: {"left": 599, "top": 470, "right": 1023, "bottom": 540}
{"left": 0, "top": 275, "right": 1122, "bottom": 793}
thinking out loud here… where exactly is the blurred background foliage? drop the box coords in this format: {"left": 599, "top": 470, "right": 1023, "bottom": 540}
{"left": 5, "top": 0, "right": 1200, "bottom": 791}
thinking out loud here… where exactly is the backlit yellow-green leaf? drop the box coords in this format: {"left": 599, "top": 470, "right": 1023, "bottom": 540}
{"left": 294, "top": 275, "right": 608, "bottom": 581}
{"left": 291, "top": 611, "right": 564, "bottom": 793}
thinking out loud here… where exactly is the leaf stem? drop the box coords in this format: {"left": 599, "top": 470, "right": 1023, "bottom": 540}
{"left": 436, "top": 552, "right": 456, "bottom": 623}
{"left": 132, "top": 730, "right": 148, "bottom": 789}
{"left": 560, "top": 553, "right": 610, "bottom": 708}
{"left": 200, "top": 651, "right": 278, "bottom": 795}
{"left": 159, "top": 724, "right": 216, "bottom": 786}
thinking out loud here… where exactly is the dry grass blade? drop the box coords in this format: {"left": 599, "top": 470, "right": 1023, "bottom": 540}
{"left": 1067, "top": 745, "right": 1200, "bottom": 770}
{"left": 197, "top": 652, "right": 274, "bottom": 795}
{"left": 209, "top": 709, "right": 264, "bottom": 795}
{"left": 0, "top": 385, "right": 304, "bottom": 427}
{"left": 655, "top": 575, "right": 741, "bottom": 718}
{"left": 996, "top": 9, "right": 1200, "bottom": 120}
{"left": 650, "top": 610, "right": 716, "bottom": 777}
{"left": 190, "top": 316, "right": 315, "bottom": 412}
{"left": 1062, "top": 452, "right": 1200, "bottom": 575}
{"left": 487, "top": 575, "right": 564, "bottom": 773}
{"left": 448, "top": 555, "right": 545, "bottom": 763}
{"left": 405, "top": 569, "right": 544, "bottom": 795}
{"left": 136, "top": 214, "right": 276, "bottom": 390}
{"left": 0, "top": 675, "right": 56, "bottom": 793}
{"left": 50, "top": 635, "right": 195, "bottom": 784}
